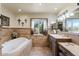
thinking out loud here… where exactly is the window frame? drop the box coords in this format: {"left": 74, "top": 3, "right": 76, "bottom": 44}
{"left": 30, "top": 18, "right": 48, "bottom": 35}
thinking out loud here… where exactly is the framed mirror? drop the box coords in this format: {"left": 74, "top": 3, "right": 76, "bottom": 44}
{"left": 0, "top": 14, "right": 10, "bottom": 26}
{"left": 59, "top": 7, "right": 79, "bottom": 32}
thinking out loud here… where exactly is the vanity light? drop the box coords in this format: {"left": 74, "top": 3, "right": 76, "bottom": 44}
{"left": 58, "top": 15, "right": 65, "bottom": 21}
{"left": 58, "top": 18, "right": 63, "bottom": 21}
{"left": 58, "top": 16, "right": 63, "bottom": 21}
{"left": 51, "top": 21, "right": 56, "bottom": 24}
{"left": 65, "top": 13, "right": 70, "bottom": 18}
{"left": 62, "top": 15, "right": 65, "bottom": 19}
{"left": 70, "top": 13, "right": 74, "bottom": 16}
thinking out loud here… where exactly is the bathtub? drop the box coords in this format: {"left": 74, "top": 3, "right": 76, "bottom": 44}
{"left": 2, "top": 37, "right": 32, "bottom": 56}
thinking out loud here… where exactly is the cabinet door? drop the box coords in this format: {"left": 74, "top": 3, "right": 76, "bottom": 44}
{"left": 49, "top": 36, "right": 57, "bottom": 55}
{"left": 52, "top": 40, "right": 57, "bottom": 55}
{"left": 0, "top": 46, "right": 2, "bottom": 56}
{"left": 59, "top": 45, "right": 74, "bottom": 56}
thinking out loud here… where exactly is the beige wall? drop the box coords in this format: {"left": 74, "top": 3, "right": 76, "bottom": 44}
{"left": 0, "top": 4, "right": 2, "bottom": 14}
{"left": 1, "top": 4, "right": 16, "bottom": 27}
{"left": 15, "top": 13, "right": 56, "bottom": 28}
{"left": 0, "top": 4, "right": 57, "bottom": 28}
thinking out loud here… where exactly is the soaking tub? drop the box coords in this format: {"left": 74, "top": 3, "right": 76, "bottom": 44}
{"left": 2, "top": 37, "right": 32, "bottom": 56}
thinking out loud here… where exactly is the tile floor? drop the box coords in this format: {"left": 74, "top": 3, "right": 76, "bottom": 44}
{"left": 29, "top": 47, "right": 52, "bottom": 56}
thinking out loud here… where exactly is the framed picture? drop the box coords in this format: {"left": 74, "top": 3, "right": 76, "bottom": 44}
{"left": 0, "top": 14, "right": 10, "bottom": 26}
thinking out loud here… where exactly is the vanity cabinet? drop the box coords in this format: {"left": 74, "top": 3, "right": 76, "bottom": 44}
{"left": 58, "top": 42, "right": 79, "bottom": 56}
{"left": 48, "top": 34, "right": 71, "bottom": 56}
{"left": 58, "top": 45, "right": 74, "bottom": 56}
{"left": 0, "top": 46, "right": 2, "bottom": 56}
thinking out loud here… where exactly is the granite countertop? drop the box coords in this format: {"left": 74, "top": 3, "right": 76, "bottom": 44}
{"left": 49, "top": 34, "right": 71, "bottom": 39}
{"left": 58, "top": 42, "right": 79, "bottom": 56}
{"left": 61, "top": 32, "right": 79, "bottom": 36}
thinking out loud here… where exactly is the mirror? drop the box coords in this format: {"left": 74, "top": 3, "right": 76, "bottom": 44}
{"left": 0, "top": 14, "right": 10, "bottom": 26}
{"left": 57, "top": 6, "right": 79, "bottom": 33}
{"left": 65, "top": 8, "right": 79, "bottom": 32}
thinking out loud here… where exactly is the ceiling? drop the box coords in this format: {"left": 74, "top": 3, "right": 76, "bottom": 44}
{"left": 2, "top": 3, "right": 75, "bottom": 14}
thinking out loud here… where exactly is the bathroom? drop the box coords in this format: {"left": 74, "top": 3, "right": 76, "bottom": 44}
{"left": 0, "top": 3, "right": 79, "bottom": 56}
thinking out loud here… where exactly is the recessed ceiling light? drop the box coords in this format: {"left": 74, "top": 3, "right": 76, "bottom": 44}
{"left": 54, "top": 8, "right": 57, "bottom": 10}
{"left": 39, "top": 3, "right": 42, "bottom": 6}
{"left": 18, "top": 9, "right": 22, "bottom": 12}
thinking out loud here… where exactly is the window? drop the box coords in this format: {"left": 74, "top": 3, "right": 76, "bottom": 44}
{"left": 65, "top": 18, "right": 79, "bottom": 32}
{"left": 31, "top": 18, "right": 48, "bottom": 35}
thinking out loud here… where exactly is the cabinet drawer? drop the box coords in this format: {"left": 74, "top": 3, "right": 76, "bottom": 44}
{"left": 59, "top": 45, "right": 74, "bottom": 56}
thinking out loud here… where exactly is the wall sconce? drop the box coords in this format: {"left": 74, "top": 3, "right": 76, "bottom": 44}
{"left": 25, "top": 19, "right": 27, "bottom": 23}
{"left": 17, "top": 19, "right": 21, "bottom": 25}
{"left": 18, "top": 18, "right": 27, "bottom": 26}
{"left": 21, "top": 22, "right": 24, "bottom": 26}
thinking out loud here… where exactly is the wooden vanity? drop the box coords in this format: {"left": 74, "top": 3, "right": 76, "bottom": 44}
{"left": 58, "top": 42, "right": 79, "bottom": 56}
{"left": 48, "top": 34, "right": 71, "bottom": 56}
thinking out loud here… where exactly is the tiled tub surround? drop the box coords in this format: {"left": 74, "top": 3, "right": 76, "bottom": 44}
{"left": 1, "top": 28, "right": 13, "bottom": 44}
{"left": 31, "top": 35, "right": 49, "bottom": 47}
{"left": 1, "top": 27, "right": 31, "bottom": 44}
{"left": 1, "top": 27, "right": 49, "bottom": 47}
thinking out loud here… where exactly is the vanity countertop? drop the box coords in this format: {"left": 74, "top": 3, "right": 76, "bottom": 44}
{"left": 58, "top": 42, "right": 79, "bottom": 56}
{"left": 49, "top": 34, "right": 71, "bottom": 39}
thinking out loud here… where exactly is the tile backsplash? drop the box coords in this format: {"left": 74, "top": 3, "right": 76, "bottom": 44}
{"left": 1, "top": 28, "right": 31, "bottom": 44}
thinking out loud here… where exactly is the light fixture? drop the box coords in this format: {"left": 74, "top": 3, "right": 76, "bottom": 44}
{"left": 39, "top": 3, "right": 42, "bottom": 6}
{"left": 25, "top": 19, "right": 27, "bottom": 23}
{"left": 51, "top": 21, "right": 56, "bottom": 24}
{"left": 62, "top": 15, "right": 65, "bottom": 19}
{"left": 17, "top": 19, "right": 21, "bottom": 25}
{"left": 58, "top": 16, "right": 63, "bottom": 20}
{"left": 18, "top": 9, "right": 22, "bottom": 12}
{"left": 70, "top": 13, "right": 74, "bottom": 16}
{"left": 65, "top": 13, "right": 70, "bottom": 18}
{"left": 54, "top": 8, "right": 57, "bottom": 10}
